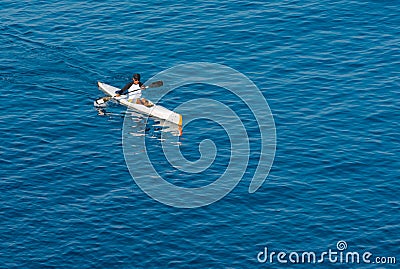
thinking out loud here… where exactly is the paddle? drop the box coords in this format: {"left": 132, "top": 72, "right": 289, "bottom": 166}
{"left": 95, "top": 80, "right": 163, "bottom": 106}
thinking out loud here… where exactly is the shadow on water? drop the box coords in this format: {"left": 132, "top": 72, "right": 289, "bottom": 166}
{"left": 94, "top": 104, "right": 182, "bottom": 139}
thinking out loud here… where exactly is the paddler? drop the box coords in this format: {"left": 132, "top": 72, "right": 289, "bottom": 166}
{"left": 115, "top": 73, "right": 153, "bottom": 107}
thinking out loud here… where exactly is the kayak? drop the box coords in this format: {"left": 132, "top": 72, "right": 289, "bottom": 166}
{"left": 97, "top": 82, "right": 182, "bottom": 126}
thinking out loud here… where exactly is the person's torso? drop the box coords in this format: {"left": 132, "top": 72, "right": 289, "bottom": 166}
{"left": 127, "top": 83, "right": 142, "bottom": 99}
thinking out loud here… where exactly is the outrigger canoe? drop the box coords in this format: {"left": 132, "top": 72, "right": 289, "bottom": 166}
{"left": 97, "top": 82, "right": 182, "bottom": 126}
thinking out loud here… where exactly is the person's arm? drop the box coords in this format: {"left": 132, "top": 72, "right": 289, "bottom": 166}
{"left": 116, "top": 81, "right": 134, "bottom": 95}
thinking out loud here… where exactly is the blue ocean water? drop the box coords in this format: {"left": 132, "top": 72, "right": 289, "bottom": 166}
{"left": 1, "top": 0, "right": 399, "bottom": 268}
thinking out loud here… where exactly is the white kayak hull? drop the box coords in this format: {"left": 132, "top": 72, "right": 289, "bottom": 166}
{"left": 97, "top": 82, "right": 182, "bottom": 126}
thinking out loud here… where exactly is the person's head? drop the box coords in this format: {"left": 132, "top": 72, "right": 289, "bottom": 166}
{"left": 133, "top": 73, "right": 141, "bottom": 84}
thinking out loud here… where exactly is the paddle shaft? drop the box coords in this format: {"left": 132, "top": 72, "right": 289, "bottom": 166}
{"left": 96, "top": 80, "right": 163, "bottom": 105}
